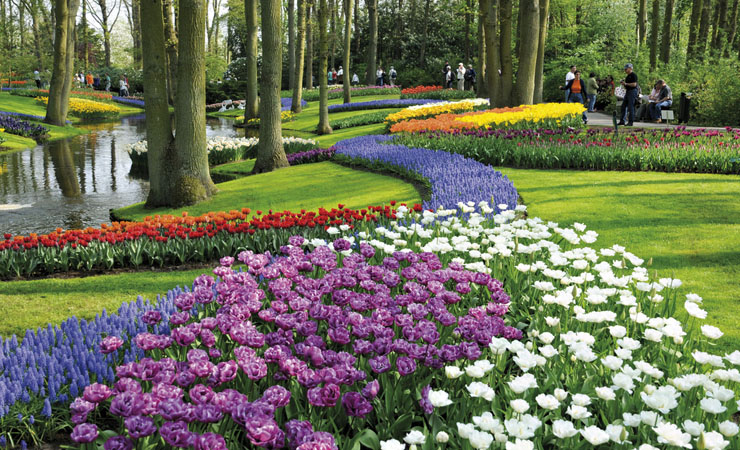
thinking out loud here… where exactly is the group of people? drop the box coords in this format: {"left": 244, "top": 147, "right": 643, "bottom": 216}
{"left": 326, "top": 66, "right": 362, "bottom": 86}
{"left": 442, "top": 61, "right": 476, "bottom": 91}
{"left": 561, "top": 63, "right": 672, "bottom": 126}
{"left": 374, "top": 67, "right": 397, "bottom": 86}
{"left": 75, "top": 72, "right": 130, "bottom": 96}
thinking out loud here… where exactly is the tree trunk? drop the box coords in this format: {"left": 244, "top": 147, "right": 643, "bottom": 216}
{"left": 342, "top": 0, "right": 352, "bottom": 103}
{"left": 132, "top": 0, "right": 142, "bottom": 68}
{"left": 140, "top": 0, "right": 176, "bottom": 207}
{"left": 170, "top": 0, "right": 216, "bottom": 204}
{"left": 649, "top": 0, "right": 660, "bottom": 70}
{"left": 638, "top": 0, "right": 648, "bottom": 45}
{"left": 687, "top": 0, "right": 703, "bottom": 61}
{"left": 365, "top": 0, "right": 377, "bottom": 84}
{"left": 477, "top": 0, "right": 488, "bottom": 97}
{"left": 726, "top": 0, "right": 739, "bottom": 56}
{"left": 395, "top": 0, "right": 403, "bottom": 61}
{"left": 498, "top": 0, "right": 512, "bottom": 106}
{"left": 533, "top": 0, "right": 548, "bottom": 103}
{"left": 20, "top": 0, "right": 25, "bottom": 50}
{"left": 710, "top": 1, "right": 721, "bottom": 47}
{"left": 97, "top": 0, "right": 112, "bottom": 67}
{"left": 418, "top": 0, "right": 430, "bottom": 66}
{"left": 292, "top": 0, "right": 306, "bottom": 112}
{"left": 697, "top": 0, "right": 711, "bottom": 59}
{"left": 253, "top": 0, "right": 289, "bottom": 172}
{"left": 329, "top": 0, "right": 336, "bottom": 70}
{"left": 465, "top": 0, "right": 471, "bottom": 63}
{"left": 288, "top": 0, "right": 296, "bottom": 89}
{"left": 305, "top": 2, "right": 313, "bottom": 89}
{"left": 660, "top": 0, "right": 673, "bottom": 64}
{"left": 353, "top": 0, "right": 359, "bottom": 55}
{"left": 244, "top": 0, "right": 259, "bottom": 119}
{"left": 29, "top": 2, "right": 43, "bottom": 71}
{"left": 482, "top": 0, "right": 501, "bottom": 105}
{"left": 163, "top": 0, "right": 178, "bottom": 104}
{"left": 712, "top": 0, "right": 728, "bottom": 50}
{"left": 317, "top": 0, "right": 332, "bottom": 134}
{"left": 45, "top": 0, "right": 79, "bottom": 126}
{"left": 514, "top": 0, "right": 538, "bottom": 105}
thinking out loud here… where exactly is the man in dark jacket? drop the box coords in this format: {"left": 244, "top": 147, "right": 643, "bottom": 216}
{"left": 618, "top": 63, "right": 638, "bottom": 126}
{"left": 465, "top": 64, "right": 476, "bottom": 91}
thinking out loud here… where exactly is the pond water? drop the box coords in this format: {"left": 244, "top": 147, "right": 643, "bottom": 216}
{"left": 0, "top": 115, "right": 240, "bottom": 236}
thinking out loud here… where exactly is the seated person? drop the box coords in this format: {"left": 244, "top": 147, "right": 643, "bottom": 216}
{"left": 649, "top": 80, "right": 672, "bottom": 123}
{"left": 637, "top": 81, "right": 660, "bottom": 121}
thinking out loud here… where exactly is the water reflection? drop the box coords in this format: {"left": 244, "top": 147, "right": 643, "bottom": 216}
{"left": 0, "top": 115, "right": 238, "bottom": 235}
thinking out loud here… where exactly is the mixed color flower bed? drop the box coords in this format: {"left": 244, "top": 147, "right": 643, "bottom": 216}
{"left": 328, "top": 99, "right": 443, "bottom": 113}
{"left": 0, "top": 114, "right": 48, "bottom": 139}
{"left": 35, "top": 96, "right": 120, "bottom": 120}
{"left": 384, "top": 99, "right": 490, "bottom": 125}
{"left": 396, "top": 126, "right": 740, "bottom": 174}
{"left": 400, "top": 85, "right": 477, "bottom": 100}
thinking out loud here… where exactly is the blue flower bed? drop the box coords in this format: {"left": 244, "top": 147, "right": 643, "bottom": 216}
{"left": 0, "top": 114, "right": 48, "bottom": 139}
{"left": 112, "top": 96, "right": 145, "bottom": 108}
{"left": 327, "top": 98, "right": 443, "bottom": 113}
{"left": 333, "top": 135, "right": 518, "bottom": 213}
{"left": 0, "top": 111, "right": 71, "bottom": 125}
{"left": 280, "top": 97, "right": 308, "bottom": 111}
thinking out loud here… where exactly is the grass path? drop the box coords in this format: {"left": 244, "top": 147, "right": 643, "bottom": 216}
{"left": 498, "top": 168, "right": 740, "bottom": 352}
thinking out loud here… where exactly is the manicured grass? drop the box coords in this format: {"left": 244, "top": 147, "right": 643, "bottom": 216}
{"left": 283, "top": 95, "right": 398, "bottom": 134}
{"left": 113, "top": 160, "right": 421, "bottom": 221}
{"left": 0, "top": 268, "right": 212, "bottom": 338}
{"left": 209, "top": 108, "right": 243, "bottom": 118}
{"left": 210, "top": 158, "right": 257, "bottom": 181}
{"left": 0, "top": 91, "right": 143, "bottom": 122}
{"left": 0, "top": 132, "right": 36, "bottom": 151}
{"left": 498, "top": 168, "right": 740, "bottom": 353}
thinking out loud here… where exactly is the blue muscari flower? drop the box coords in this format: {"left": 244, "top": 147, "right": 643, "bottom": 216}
{"left": 0, "top": 435, "right": 6, "bottom": 447}
{"left": 28, "top": 415, "right": 34, "bottom": 425}
{"left": 20, "top": 440, "right": 26, "bottom": 450}
{"left": 16, "top": 413, "right": 22, "bottom": 421}
{"left": 41, "top": 399, "right": 52, "bottom": 418}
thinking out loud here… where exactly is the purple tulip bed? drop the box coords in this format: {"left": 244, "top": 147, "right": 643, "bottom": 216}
{"left": 327, "top": 99, "right": 443, "bottom": 113}
{"left": 0, "top": 114, "right": 48, "bottom": 139}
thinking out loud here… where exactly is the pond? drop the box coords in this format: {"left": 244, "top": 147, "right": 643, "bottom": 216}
{"left": 0, "top": 115, "right": 240, "bottom": 236}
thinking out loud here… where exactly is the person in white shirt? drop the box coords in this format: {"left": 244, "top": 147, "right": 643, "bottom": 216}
{"left": 562, "top": 65, "right": 576, "bottom": 102}
{"left": 337, "top": 66, "right": 344, "bottom": 85}
{"left": 351, "top": 73, "right": 359, "bottom": 86}
{"left": 389, "top": 66, "right": 397, "bottom": 86}
{"left": 456, "top": 63, "right": 466, "bottom": 90}
{"left": 376, "top": 67, "right": 384, "bottom": 86}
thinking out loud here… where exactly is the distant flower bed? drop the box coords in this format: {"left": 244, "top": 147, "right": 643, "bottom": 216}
{"left": 328, "top": 98, "right": 443, "bottom": 113}
{"left": 280, "top": 97, "right": 308, "bottom": 111}
{"left": 0, "top": 80, "right": 28, "bottom": 86}
{"left": 400, "top": 85, "right": 477, "bottom": 100}
{"left": 384, "top": 98, "right": 490, "bottom": 125}
{"left": 35, "top": 96, "right": 120, "bottom": 120}
{"left": 0, "top": 110, "right": 70, "bottom": 124}
{"left": 126, "top": 136, "right": 318, "bottom": 170}
{"left": 112, "top": 96, "right": 145, "bottom": 108}
{"left": 240, "top": 110, "right": 296, "bottom": 127}
{"left": 286, "top": 147, "right": 336, "bottom": 165}
{"left": 0, "top": 114, "right": 48, "bottom": 139}
{"left": 280, "top": 86, "right": 401, "bottom": 102}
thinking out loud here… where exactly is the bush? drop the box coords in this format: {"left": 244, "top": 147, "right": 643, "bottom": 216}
{"left": 206, "top": 80, "right": 249, "bottom": 104}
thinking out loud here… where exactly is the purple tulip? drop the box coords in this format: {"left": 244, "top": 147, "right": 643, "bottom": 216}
{"left": 419, "top": 385, "right": 434, "bottom": 414}
{"left": 71, "top": 423, "right": 99, "bottom": 443}
{"left": 194, "top": 403, "right": 223, "bottom": 423}
{"left": 195, "top": 433, "right": 228, "bottom": 450}
{"left": 341, "top": 391, "right": 373, "bottom": 418}
{"left": 124, "top": 415, "right": 157, "bottom": 438}
{"left": 262, "top": 385, "right": 291, "bottom": 407}
{"left": 100, "top": 336, "right": 124, "bottom": 354}
{"left": 104, "top": 436, "right": 134, "bottom": 450}
{"left": 110, "top": 392, "right": 144, "bottom": 417}
{"left": 396, "top": 356, "right": 417, "bottom": 376}
{"left": 368, "top": 355, "right": 391, "bottom": 374}
{"left": 142, "top": 310, "right": 162, "bottom": 325}
{"left": 83, "top": 383, "right": 113, "bottom": 403}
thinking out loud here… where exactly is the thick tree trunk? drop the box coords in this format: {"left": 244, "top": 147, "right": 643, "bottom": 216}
{"left": 329, "top": 0, "right": 336, "bottom": 70}
{"left": 244, "top": 0, "right": 259, "bottom": 119}
{"left": 342, "top": 0, "right": 352, "bottom": 103}
{"left": 171, "top": 0, "right": 216, "bottom": 204}
{"left": 253, "top": 0, "right": 289, "bottom": 172}
{"left": 418, "top": 0, "right": 430, "bottom": 66}
{"left": 482, "top": 0, "right": 501, "bottom": 105}
{"left": 29, "top": 3, "right": 43, "bottom": 71}
{"left": 132, "top": 0, "right": 142, "bottom": 69}
{"left": 305, "top": 3, "right": 313, "bottom": 89}
{"left": 477, "top": 0, "right": 488, "bottom": 97}
{"left": 45, "top": 0, "right": 79, "bottom": 126}
{"left": 465, "top": 0, "right": 471, "bottom": 63}
{"left": 498, "top": 0, "right": 512, "bottom": 106}
{"left": 533, "top": 0, "right": 548, "bottom": 103}
{"left": 710, "top": 2, "right": 721, "bottom": 47}
{"left": 163, "top": 0, "right": 178, "bottom": 104}
{"left": 140, "top": 0, "right": 176, "bottom": 207}
{"left": 514, "top": 0, "right": 538, "bottom": 105}
{"left": 288, "top": 0, "right": 295, "bottom": 89}
{"left": 638, "top": 0, "right": 648, "bottom": 45}
{"left": 365, "top": 0, "right": 377, "bottom": 84}
{"left": 649, "top": 0, "right": 660, "bottom": 70}
{"left": 317, "top": 0, "right": 332, "bottom": 134}
{"left": 687, "top": 0, "right": 703, "bottom": 61}
{"left": 660, "top": 0, "right": 673, "bottom": 64}
{"left": 353, "top": 0, "right": 359, "bottom": 55}
{"left": 292, "top": 0, "right": 306, "bottom": 112}
{"left": 713, "top": 0, "right": 728, "bottom": 50}
{"left": 697, "top": 0, "right": 711, "bottom": 59}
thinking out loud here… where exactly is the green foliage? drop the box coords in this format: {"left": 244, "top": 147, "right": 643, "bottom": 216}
{"left": 330, "top": 111, "right": 390, "bottom": 129}
{"left": 397, "top": 67, "right": 440, "bottom": 88}
{"left": 206, "top": 54, "right": 229, "bottom": 81}
{"left": 206, "top": 80, "right": 249, "bottom": 104}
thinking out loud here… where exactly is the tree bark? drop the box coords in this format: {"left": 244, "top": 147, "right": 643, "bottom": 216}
{"left": 533, "top": 0, "right": 548, "bottom": 103}
{"left": 353, "top": 0, "right": 359, "bottom": 55}
{"left": 253, "top": 0, "right": 289, "bottom": 172}
{"left": 45, "top": 0, "right": 79, "bottom": 126}
{"left": 638, "top": 0, "right": 648, "bottom": 45}
{"left": 697, "top": 0, "right": 711, "bottom": 59}
{"left": 726, "top": 0, "right": 739, "bottom": 56}
{"left": 244, "top": 0, "right": 258, "bottom": 119}
{"left": 132, "top": 0, "right": 142, "bottom": 68}
{"left": 171, "top": 0, "right": 216, "bottom": 204}
{"left": 288, "top": 0, "right": 296, "bottom": 89}
{"left": 292, "top": 0, "right": 306, "bottom": 112}
{"left": 710, "top": 1, "right": 721, "bottom": 47}
{"left": 95, "top": 0, "right": 112, "bottom": 67}
{"left": 687, "top": 0, "right": 703, "bottom": 61}
{"left": 141, "top": 0, "right": 176, "bottom": 207}
{"left": 477, "top": 0, "right": 488, "bottom": 97}
{"left": 163, "top": 0, "right": 178, "bottom": 104}
{"left": 365, "top": 0, "right": 377, "bottom": 84}
{"left": 660, "top": 0, "right": 673, "bottom": 64}
{"left": 515, "top": 0, "right": 538, "bottom": 105}
{"left": 465, "top": 0, "right": 471, "bottom": 63}
{"left": 342, "top": 0, "right": 352, "bottom": 103}
{"left": 498, "top": 0, "right": 512, "bottom": 106}
{"left": 317, "top": 0, "right": 332, "bottom": 134}
{"left": 418, "top": 0, "right": 430, "bottom": 66}
{"left": 329, "top": 0, "right": 336, "bottom": 70}
{"left": 713, "top": 0, "right": 728, "bottom": 50}
{"left": 649, "top": 0, "right": 660, "bottom": 70}
{"left": 305, "top": 2, "right": 313, "bottom": 89}
{"left": 482, "top": 0, "right": 501, "bottom": 105}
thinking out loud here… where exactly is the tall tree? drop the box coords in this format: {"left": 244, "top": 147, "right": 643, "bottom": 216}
{"left": 726, "top": 0, "right": 739, "bottom": 56}
{"left": 649, "top": 0, "right": 660, "bottom": 70}
{"left": 45, "top": 0, "right": 80, "bottom": 126}
{"left": 305, "top": 2, "right": 313, "bottom": 89}
{"left": 498, "top": 0, "right": 512, "bottom": 106}
{"left": 686, "top": 0, "right": 703, "bottom": 61}
{"left": 329, "top": 0, "right": 336, "bottom": 70}
{"left": 660, "top": 0, "right": 673, "bottom": 64}
{"left": 418, "top": 0, "right": 430, "bottom": 66}
{"left": 464, "top": 0, "right": 471, "bottom": 63}
{"left": 163, "top": 0, "right": 179, "bottom": 103}
{"left": 365, "top": 0, "right": 377, "bottom": 84}
{"left": 697, "top": 0, "right": 712, "bottom": 59}
{"left": 288, "top": 0, "right": 296, "bottom": 89}
{"left": 292, "top": 0, "right": 306, "bottom": 112}
{"left": 514, "top": 0, "right": 538, "bottom": 105}
{"left": 712, "top": 0, "right": 728, "bottom": 50}
{"left": 353, "top": 0, "right": 359, "bottom": 54}
{"left": 317, "top": 0, "right": 332, "bottom": 134}
{"left": 638, "top": 0, "right": 648, "bottom": 45}
{"left": 207, "top": 0, "right": 223, "bottom": 52}
{"left": 477, "top": 0, "right": 488, "bottom": 97}
{"left": 482, "top": 0, "right": 501, "bottom": 104}
{"left": 123, "top": 0, "right": 143, "bottom": 68}
{"left": 89, "top": 0, "right": 123, "bottom": 67}
{"left": 342, "top": 0, "right": 352, "bottom": 103}
{"left": 533, "top": 0, "right": 549, "bottom": 103}
{"left": 244, "top": 0, "right": 258, "bottom": 119}
{"left": 253, "top": 0, "right": 290, "bottom": 172}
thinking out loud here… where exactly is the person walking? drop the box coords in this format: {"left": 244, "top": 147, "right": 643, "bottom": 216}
{"left": 456, "top": 63, "right": 466, "bottom": 90}
{"left": 445, "top": 67, "right": 453, "bottom": 89}
{"left": 442, "top": 61, "right": 451, "bottom": 87}
{"left": 465, "top": 64, "right": 477, "bottom": 91}
{"left": 650, "top": 79, "right": 673, "bottom": 123}
{"left": 119, "top": 75, "right": 129, "bottom": 97}
{"left": 34, "top": 69, "right": 41, "bottom": 89}
{"left": 104, "top": 73, "right": 111, "bottom": 92}
{"left": 328, "top": 69, "right": 333, "bottom": 85}
{"left": 586, "top": 72, "right": 598, "bottom": 112}
{"left": 389, "top": 66, "right": 397, "bottom": 86}
{"left": 618, "top": 63, "right": 638, "bottom": 126}
{"left": 564, "top": 70, "right": 588, "bottom": 124}
{"left": 376, "top": 67, "right": 384, "bottom": 86}
{"left": 337, "top": 66, "right": 344, "bottom": 85}
{"left": 560, "top": 65, "right": 576, "bottom": 102}
{"left": 351, "top": 73, "right": 359, "bottom": 86}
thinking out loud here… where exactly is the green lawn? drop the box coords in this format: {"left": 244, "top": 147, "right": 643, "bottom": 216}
{"left": 0, "top": 131, "right": 37, "bottom": 151}
{"left": 498, "top": 168, "right": 740, "bottom": 353}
